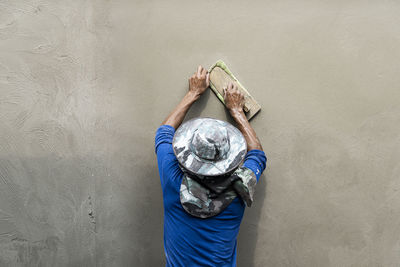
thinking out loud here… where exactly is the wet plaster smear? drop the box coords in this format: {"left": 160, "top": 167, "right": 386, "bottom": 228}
{"left": 1, "top": 0, "right": 400, "bottom": 266}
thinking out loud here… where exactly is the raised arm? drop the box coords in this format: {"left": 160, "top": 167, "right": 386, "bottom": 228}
{"left": 224, "top": 82, "right": 263, "bottom": 151}
{"left": 162, "top": 65, "right": 210, "bottom": 129}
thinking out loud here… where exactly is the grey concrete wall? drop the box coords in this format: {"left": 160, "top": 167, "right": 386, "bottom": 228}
{"left": 1, "top": 0, "right": 400, "bottom": 266}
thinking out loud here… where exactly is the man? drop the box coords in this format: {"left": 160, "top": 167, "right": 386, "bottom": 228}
{"left": 155, "top": 65, "right": 267, "bottom": 266}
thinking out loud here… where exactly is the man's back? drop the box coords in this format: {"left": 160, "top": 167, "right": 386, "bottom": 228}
{"left": 156, "top": 125, "right": 266, "bottom": 267}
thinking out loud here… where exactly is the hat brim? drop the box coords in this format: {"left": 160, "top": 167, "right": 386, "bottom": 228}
{"left": 172, "top": 118, "right": 247, "bottom": 176}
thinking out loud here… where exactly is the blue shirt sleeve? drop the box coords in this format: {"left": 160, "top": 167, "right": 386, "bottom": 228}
{"left": 242, "top": 149, "right": 267, "bottom": 182}
{"left": 155, "top": 124, "right": 175, "bottom": 155}
{"left": 155, "top": 125, "right": 181, "bottom": 188}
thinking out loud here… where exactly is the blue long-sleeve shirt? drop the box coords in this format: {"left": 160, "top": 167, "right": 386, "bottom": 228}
{"left": 155, "top": 125, "right": 267, "bottom": 267}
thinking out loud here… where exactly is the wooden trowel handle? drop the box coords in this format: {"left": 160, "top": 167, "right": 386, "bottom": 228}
{"left": 209, "top": 65, "right": 261, "bottom": 120}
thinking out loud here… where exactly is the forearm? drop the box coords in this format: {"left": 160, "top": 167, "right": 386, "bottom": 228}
{"left": 162, "top": 91, "right": 199, "bottom": 129}
{"left": 230, "top": 110, "right": 263, "bottom": 151}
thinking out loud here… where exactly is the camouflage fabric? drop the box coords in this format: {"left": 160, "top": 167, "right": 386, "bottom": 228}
{"left": 180, "top": 166, "right": 257, "bottom": 218}
{"left": 173, "top": 117, "right": 255, "bottom": 218}
{"left": 173, "top": 118, "right": 247, "bottom": 177}
{"left": 231, "top": 167, "right": 257, "bottom": 207}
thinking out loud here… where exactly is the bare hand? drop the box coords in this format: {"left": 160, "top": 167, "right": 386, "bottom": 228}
{"left": 189, "top": 65, "right": 210, "bottom": 97}
{"left": 223, "top": 82, "right": 244, "bottom": 113}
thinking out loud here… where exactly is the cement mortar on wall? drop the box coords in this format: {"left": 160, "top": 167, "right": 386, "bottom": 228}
{"left": 1, "top": 0, "right": 400, "bottom": 266}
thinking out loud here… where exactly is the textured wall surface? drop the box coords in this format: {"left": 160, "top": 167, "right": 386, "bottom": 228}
{"left": 1, "top": 0, "right": 400, "bottom": 266}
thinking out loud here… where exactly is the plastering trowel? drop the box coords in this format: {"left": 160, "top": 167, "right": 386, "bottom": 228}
{"left": 208, "top": 60, "right": 261, "bottom": 120}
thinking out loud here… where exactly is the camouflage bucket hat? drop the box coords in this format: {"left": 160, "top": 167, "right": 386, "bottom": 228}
{"left": 172, "top": 118, "right": 247, "bottom": 177}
